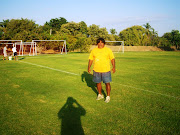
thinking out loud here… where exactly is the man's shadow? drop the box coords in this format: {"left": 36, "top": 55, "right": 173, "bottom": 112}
{"left": 81, "top": 71, "right": 106, "bottom": 97}
{"left": 58, "top": 97, "right": 86, "bottom": 135}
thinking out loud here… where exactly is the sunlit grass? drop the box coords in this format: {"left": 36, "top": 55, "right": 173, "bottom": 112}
{"left": 0, "top": 52, "right": 180, "bottom": 134}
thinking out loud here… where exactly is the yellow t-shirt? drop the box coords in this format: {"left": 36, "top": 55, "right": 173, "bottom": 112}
{"left": 89, "top": 47, "right": 115, "bottom": 72}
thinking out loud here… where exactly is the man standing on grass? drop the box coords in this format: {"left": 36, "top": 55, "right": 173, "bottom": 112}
{"left": 88, "top": 38, "right": 115, "bottom": 103}
{"left": 3, "top": 45, "right": 8, "bottom": 60}
{"left": 12, "top": 45, "right": 18, "bottom": 61}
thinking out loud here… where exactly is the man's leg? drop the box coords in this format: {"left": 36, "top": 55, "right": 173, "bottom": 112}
{"left": 96, "top": 82, "right": 104, "bottom": 100}
{"left": 97, "top": 82, "right": 102, "bottom": 94}
{"left": 105, "top": 83, "right": 111, "bottom": 103}
{"left": 105, "top": 83, "right": 111, "bottom": 96}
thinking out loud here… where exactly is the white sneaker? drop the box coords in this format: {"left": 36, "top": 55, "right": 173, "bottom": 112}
{"left": 105, "top": 96, "right": 110, "bottom": 103}
{"left": 96, "top": 94, "right": 104, "bottom": 100}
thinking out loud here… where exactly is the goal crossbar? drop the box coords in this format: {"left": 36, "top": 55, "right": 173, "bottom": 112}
{"left": 32, "top": 40, "right": 67, "bottom": 54}
{"left": 105, "top": 41, "right": 124, "bottom": 53}
{"left": 0, "top": 43, "right": 15, "bottom": 45}
{"left": 15, "top": 42, "right": 37, "bottom": 56}
{"left": 0, "top": 40, "right": 24, "bottom": 56}
{"left": 0, "top": 40, "right": 67, "bottom": 56}
{"left": 0, "top": 40, "right": 22, "bottom": 42}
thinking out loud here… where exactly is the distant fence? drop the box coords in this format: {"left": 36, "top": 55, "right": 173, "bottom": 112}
{"left": 90, "top": 45, "right": 178, "bottom": 52}
{"left": 0, "top": 45, "right": 178, "bottom": 55}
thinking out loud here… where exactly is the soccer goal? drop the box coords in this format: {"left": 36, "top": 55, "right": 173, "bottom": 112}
{"left": 105, "top": 41, "right": 124, "bottom": 53}
{"left": 32, "top": 40, "right": 67, "bottom": 54}
{"left": 0, "top": 40, "right": 36, "bottom": 56}
{"left": 0, "top": 40, "right": 23, "bottom": 56}
{"left": 15, "top": 42, "right": 37, "bottom": 56}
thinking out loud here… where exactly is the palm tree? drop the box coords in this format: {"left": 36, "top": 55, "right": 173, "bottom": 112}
{"left": 151, "top": 28, "right": 158, "bottom": 46}
{"left": 110, "top": 28, "right": 117, "bottom": 35}
{"left": 143, "top": 23, "right": 152, "bottom": 45}
{"left": 143, "top": 23, "right": 151, "bottom": 30}
{"left": 0, "top": 19, "right": 9, "bottom": 28}
{"left": 171, "top": 30, "right": 180, "bottom": 49}
{"left": 0, "top": 20, "right": 9, "bottom": 38}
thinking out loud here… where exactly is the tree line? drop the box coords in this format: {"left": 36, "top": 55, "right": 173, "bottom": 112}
{"left": 0, "top": 17, "right": 179, "bottom": 52}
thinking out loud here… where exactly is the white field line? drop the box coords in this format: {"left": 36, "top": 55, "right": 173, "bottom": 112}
{"left": 19, "top": 61, "right": 78, "bottom": 76}
{"left": 27, "top": 56, "right": 62, "bottom": 58}
{"left": 19, "top": 61, "right": 179, "bottom": 99}
{"left": 114, "top": 83, "right": 179, "bottom": 99}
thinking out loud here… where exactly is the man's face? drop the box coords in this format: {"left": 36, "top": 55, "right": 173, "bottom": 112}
{"left": 97, "top": 41, "right": 105, "bottom": 49}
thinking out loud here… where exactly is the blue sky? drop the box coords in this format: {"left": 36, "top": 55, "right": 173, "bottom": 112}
{"left": 1, "top": 0, "right": 180, "bottom": 36}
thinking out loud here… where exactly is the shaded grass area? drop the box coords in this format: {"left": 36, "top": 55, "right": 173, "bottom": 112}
{"left": 0, "top": 52, "right": 180, "bottom": 135}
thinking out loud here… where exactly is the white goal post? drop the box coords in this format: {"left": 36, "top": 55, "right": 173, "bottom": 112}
{"left": 0, "top": 40, "right": 22, "bottom": 43}
{"left": 105, "top": 41, "right": 124, "bottom": 53}
{"left": 15, "top": 42, "right": 37, "bottom": 56}
{"left": 32, "top": 40, "right": 67, "bottom": 54}
{"left": 0, "top": 40, "right": 67, "bottom": 56}
{"left": 0, "top": 40, "right": 23, "bottom": 56}
{"left": 0, "top": 40, "right": 35, "bottom": 56}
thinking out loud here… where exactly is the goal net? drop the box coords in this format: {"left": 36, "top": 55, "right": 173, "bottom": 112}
{"left": 0, "top": 40, "right": 38, "bottom": 56}
{"left": 105, "top": 41, "right": 124, "bottom": 53}
{"left": 15, "top": 42, "right": 37, "bottom": 56}
{"left": 0, "top": 40, "right": 23, "bottom": 56}
{"left": 32, "top": 40, "right": 67, "bottom": 54}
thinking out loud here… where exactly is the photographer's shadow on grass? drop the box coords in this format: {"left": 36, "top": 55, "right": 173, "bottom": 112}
{"left": 81, "top": 71, "right": 106, "bottom": 97}
{"left": 58, "top": 97, "right": 86, "bottom": 135}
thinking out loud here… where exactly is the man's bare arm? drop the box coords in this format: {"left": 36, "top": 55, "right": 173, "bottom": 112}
{"left": 111, "top": 59, "right": 115, "bottom": 73}
{"left": 88, "top": 60, "right": 93, "bottom": 73}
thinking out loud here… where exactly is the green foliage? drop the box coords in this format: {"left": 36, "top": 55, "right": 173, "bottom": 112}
{"left": 66, "top": 35, "right": 77, "bottom": 51}
{"left": 45, "top": 17, "right": 68, "bottom": 32}
{"left": 0, "top": 18, "right": 179, "bottom": 50}
{"left": 119, "top": 25, "right": 147, "bottom": 46}
{"left": 75, "top": 34, "right": 91, "bottom": 52}
{"left": 87, "top": 24, "right": 110, "bottom": 45}
{"left": 0, "top": 19, "right": 10, "bottom": 28}
{"left": 60, "top": 22, "right": 81, "bottom": 36}
{"left": 162, "top": 30, "right": 180, "bottom": 49}
{"left": 163, "top": 32, "right": 172, "bottom": 40}
{"left": 1, "top": 18, "right": 38, "bottom": 41}
{"left": 171, "top": 30, "right": 180, "bottom": 49}
{"left": 110, "top": 28, "right": 117, "bottom": 35}
{"left": 0, "top": 27, "right": 3, "bottom": 38}
{"left": 150, "top": 28, "right": 159, "bottom": 46}
{"left": 79, "top": 21, "right": 88, "bottom": 35}
{"left": 87, "top": 24, "right": 109, "bottom": 39}
{"left": 158, "top": 37, "right": 171, "bottom": 47}
{"left": 143, "top": 23, "right": 151, "bottom": 31}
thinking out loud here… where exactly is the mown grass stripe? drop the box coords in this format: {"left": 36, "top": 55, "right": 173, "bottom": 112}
{"left": 19, "top": 60, "right": 179, "bottom": 99}
{"left": 115, "top": 83, "right": 179, "bottom": 99}
{"left": 19, "top": 61, "right": 79, "bottom": 76}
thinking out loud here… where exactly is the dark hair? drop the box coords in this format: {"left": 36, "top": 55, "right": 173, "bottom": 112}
{"left": 96, "top": 38, "right": 105, "bottom": 45}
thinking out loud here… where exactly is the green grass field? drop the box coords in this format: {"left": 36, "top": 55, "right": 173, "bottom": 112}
{"left": 0, "top": 52, "right": 180, "bottom": 135}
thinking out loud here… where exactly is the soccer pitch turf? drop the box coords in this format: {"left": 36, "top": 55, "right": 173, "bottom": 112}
{"left": 0, "top": 52, "right": 180, "bottom": 135}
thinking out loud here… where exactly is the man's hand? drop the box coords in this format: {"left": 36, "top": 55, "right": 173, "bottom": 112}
{"left": 88, "top": 68, "right": 91, "bottom": 74}
{"left": 112, "top": 67, "right": 116, "bottom": 73}
{"left": 111, "top": 59, "right": 116, "bottom": 73}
